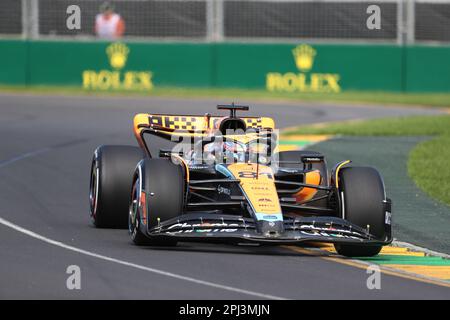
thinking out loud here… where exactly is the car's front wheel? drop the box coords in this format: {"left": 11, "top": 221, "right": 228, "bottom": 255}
{"left": 128, "top": 175, "right": 154, "bottom": 245}
{"left": 128, "top": 158, "right": 185, "bottom": 246}
{"left": 334, "top": 166, "right": 390, "bottom": 257}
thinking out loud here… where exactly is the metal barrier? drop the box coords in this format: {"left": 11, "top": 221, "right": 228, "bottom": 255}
{"left": 1, "top": 0, "right": 448, "bottom": 44}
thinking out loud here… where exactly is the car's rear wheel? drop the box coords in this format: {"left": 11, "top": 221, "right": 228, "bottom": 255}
{"left": 89, "top": 145, "right": 144, "bottom": 228}
{"left": 128, "top": 158, "right": 185, "bottom": 246}
{"left": 334, "top": 166, "right": 387, "bottom": 257}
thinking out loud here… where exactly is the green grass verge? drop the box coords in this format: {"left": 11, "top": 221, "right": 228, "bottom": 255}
{"left": 408, "top": 134, "right": 450, "bottom": 207}
{"left": 285, "top": 115, "right": 450, "bottom": 136}
{"left": 285, "top": 115, "right": 450, "bottom": 206}
{"left": 2, "top": 85, "right": 450, "bottom": 107}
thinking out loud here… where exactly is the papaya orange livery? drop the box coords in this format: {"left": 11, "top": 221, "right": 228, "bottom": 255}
{"left": 91, "top": 104, "right": 392, "bottom": 258}
{"left": 226, "top": 163, "right": 281, "bottom": 216}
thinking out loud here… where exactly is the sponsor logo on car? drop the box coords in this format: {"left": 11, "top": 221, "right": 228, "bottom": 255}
{"left": 385, "top": 211, "right": 392, "bottom": 225}
{"left": 166, "top": 222, "right": 240, "bottom": 230}
{"left": 260, "top": 215, "right": 279, "bottom": 220}
{"left": 299, "top": 224, "right": 363, "bottom": 237}
{"left": 300, "top": 230, "right": 361, "bottom": 239}
{"left": 167, "top": 228, "right": 239, "bottom": 234}
{"left": 217, "top": 186, "right": 231, "bottom": 195}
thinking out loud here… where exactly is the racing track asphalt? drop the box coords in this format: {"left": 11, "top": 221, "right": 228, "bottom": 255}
{"left": 0, "top": 92, "right": 449, "bottom": 299}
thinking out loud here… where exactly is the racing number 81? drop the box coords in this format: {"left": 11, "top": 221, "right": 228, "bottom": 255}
{"left": 238, "top": 171, "right": 273, "bottom": 179}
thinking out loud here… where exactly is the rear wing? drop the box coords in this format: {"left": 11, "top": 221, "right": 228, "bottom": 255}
{"left": 133, "top": 113, "right": 275, "bottom": 153}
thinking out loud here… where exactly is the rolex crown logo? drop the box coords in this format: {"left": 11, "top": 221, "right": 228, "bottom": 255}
{"left": 292, "top": 44, "right": 316, "bottom": 72}
{"left": 106, "top": 42, "right": 130, "bottom": 69}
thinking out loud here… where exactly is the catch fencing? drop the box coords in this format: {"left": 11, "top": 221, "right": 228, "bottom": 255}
{"left": 1, "top": 0, "right": 449, "bottom": 44}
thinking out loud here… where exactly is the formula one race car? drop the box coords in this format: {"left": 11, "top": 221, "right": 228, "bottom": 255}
{"left": 89, "top": 104, "right": 392, "bottom": 257}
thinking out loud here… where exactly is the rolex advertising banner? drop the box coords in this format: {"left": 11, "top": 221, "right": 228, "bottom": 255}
{"left": 215, "top": 43, "right": 403, "bottom": 92}
{"left": 0, "top": 40, "right": 449, "bottom": 93}
{"left": 27, "top": 41, "right": 213, "bottom": 89}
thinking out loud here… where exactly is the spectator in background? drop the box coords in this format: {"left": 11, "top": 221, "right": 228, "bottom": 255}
{"left": 95, "top": 2, "right": 125, "bottom": 39}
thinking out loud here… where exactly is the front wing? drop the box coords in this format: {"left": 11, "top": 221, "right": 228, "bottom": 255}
{"left": 145, "top": 213, "right": 392, "bottom": 246}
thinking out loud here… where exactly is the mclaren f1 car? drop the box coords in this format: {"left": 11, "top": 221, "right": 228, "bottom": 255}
{"left": 89, "top": 104, "right": 392, "bottom": 257}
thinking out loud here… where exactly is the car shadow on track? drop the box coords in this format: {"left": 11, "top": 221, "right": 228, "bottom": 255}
{"left": 138, "top": 242, "right": 328, "bottom": 258}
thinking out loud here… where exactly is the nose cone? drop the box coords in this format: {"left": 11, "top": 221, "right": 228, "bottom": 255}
{"left": 257, "top": 220, "right": 285, "bottom": 237}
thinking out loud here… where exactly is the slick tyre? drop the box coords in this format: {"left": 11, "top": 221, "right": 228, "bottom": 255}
{"left": 90, "top": 145, "right": 144, "bottom": 228}
{"left": 128, "top": 176, "right": 153, "bottom": 246}
{"left": 334, "top": 167, "right": 387, "bottom": 257}
{"left": 129, "top": 158, "right": 185, "bottom": 246}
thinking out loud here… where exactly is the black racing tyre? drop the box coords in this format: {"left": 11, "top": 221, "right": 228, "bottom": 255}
{"left": 277, "top": 150, "right": 328, "bottom": 207}
{"left": 90, "top": 145, "right": 144, "bottom": 228}
{"left": 128, "top": 176, "right": 153, "bottom": 246}
{"left": 334, "top": 166, "right": 386, "bottom": 257}
{"left": 128, "top": 158, "right": 185, "bottom": 246}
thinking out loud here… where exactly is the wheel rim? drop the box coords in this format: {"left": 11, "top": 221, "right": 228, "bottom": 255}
{"left": 128, "top": 177, "right": 140, "bottom": 237}
{"left": 89, "top": 160, "right": 99, "bottom": 219}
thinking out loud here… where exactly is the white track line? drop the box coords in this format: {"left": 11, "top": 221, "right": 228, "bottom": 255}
{"left": 0, "top": 147, "right": 285, "bottom": 300}
{"left": 0, "top": 216, "right": 285, "bottom": 300}
{"left": 2, "top": 143, "right": 449, "bottom": 298}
